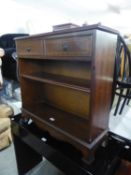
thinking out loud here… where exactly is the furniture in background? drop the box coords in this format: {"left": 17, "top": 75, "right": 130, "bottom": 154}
{"left": 0, "top": 34, "right": 29, "bottom": 117}
{"left": 113, "top": 35, "right": 131, "bottom": 115}
{"left": 0, "top": 104, "right": 13, "bottom": 150}
{"left": 0, "top": 48, "right": 13, "bottom": 150}
{"left": 0, "top": 48, "right": 5, "bottom": 89}
{"left": 52, "top": 23, "right": 80, "bottom": 31}
{"left": 0, "top": 48, "right": 18, "bottom": 174}
{"left": 0, "top": 33, "right": 28, "bottom": 81}
{"left": 15, "top": 24, "right": 118, "bottom": 162}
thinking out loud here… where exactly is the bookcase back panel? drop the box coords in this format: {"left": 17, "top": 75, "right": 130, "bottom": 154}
{"left": 19, "top": 59, "right": 91, "bottom": 80}
{"left": 21, "top": 78, "right": 45, "bottom": 107}
{"left": 21, "top": 79, "right": 90, "bottom": 119}
{"left": 23, "top": 103, "right": 90, "bottom": 143}
{"left": 44, "top": 84, "right": 90, "bottom": 119}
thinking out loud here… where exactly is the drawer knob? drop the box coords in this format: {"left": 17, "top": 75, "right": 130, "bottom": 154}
{"left": 41, "top": 137, "right": 47, "bottom": 142}
{"left": 62, "top": 43, "right": 68, "bottom": 51}
{"left": 49, "top": 117, "right": 55, "bottom": 122}
{"left": 26, "top": 48, "right": 31, "bottom": 52}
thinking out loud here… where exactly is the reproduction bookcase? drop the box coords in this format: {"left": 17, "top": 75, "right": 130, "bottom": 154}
{"left": 15, "top": 24, "right": 118, "bottom": 162}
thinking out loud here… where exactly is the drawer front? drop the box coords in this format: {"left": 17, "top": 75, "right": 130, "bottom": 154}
{"left": 16, "top": 39, "right": 44, "bottom": 57}
{"left": 45, "top": 35, "right": 93, "bottom": 57}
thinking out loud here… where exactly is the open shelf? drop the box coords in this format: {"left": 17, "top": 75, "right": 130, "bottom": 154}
{"left": 21, "top": 72, "right": 91, "bottom": 93}
{"left": 16, "top": 26, "right": 117, "bottom": 159}
{"left": 23, "top": 103, "right": 90, "bottom": 143}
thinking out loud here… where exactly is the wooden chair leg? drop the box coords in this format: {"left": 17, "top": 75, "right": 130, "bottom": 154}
{"left": 119, "top": 98, "right": 127, "bottom": 114}
{"left": 127, "top": 99, "right": 130, "bottom": 105}
{"left": 114, "top": 89, "right": 124, "bottom": 116}
{"left": 119, "top": 89, "right": 130, "bottom": 114}
{"left": 127, "top": 90, "right": 131, "bottom": 105}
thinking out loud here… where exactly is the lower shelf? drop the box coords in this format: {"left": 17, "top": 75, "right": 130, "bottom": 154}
{"left": 22, "top": 103, "right": 107, "bottom": 159}
{"left": 23, "top": 103, "right": 90, "bottom": 143}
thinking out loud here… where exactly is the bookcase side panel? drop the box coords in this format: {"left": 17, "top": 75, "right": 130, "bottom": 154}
{"left": 89, "top": 30, "right": 117, "bottom": 141}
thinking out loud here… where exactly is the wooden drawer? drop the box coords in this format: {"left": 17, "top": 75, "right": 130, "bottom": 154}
{"left": 45, "top": 34, "right": 93, "bottom": 57}
{"left": 16, "top": 39, "right": 44, "bottom": 57}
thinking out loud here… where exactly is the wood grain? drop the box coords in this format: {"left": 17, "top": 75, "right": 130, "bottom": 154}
{"left": 45, "top": 34, "right": 93, "bottom": 57}
{"left": 16, "top": 25, "right": 118, "bottom": 161}
{"left": 89, "top": 30, "right": 117, "bottom": 141}
{"left": 16, "top": 39, "right": 44, "bottom": 57}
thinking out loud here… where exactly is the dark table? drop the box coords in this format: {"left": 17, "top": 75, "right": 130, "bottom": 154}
{"left": 11, "top": 114, "right": 131, "bottom": 175}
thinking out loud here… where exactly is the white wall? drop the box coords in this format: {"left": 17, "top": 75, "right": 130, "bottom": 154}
{"left": 0, "top": 0, "right": 131, "bottom": 35}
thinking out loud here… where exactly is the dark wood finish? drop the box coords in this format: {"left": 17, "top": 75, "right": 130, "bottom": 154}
{"left": 15, "top": 24, "right": 118, "bottom": 161}
{"left": 89, "top": 30, "right": 118, "bottom": 141}
{"left": 19, "top": 59, "right": 91, "bottom": 81}
{"left": 45, "top": 34, "right": 93, "bottom": 57}
{"left": 115, "top": 160, "right": 131, "bottom": 175}
{"left": 16, "top": 38, "right": 44, "bottom": 57}
{"left": 21, "top": 79, "right": 90, "bottom": 119}
{"left": 21, "top": 73, "right": 91, "bottom": 92}
{"left": 15, "top": 23, "right": 119, "bottom": 40}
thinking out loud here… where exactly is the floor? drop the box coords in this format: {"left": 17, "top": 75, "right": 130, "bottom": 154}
{"left": 0, "top": 101, "right": 131, "bottom": 175}
{"left": 0, "top": 142, "right": 64, "bottom": 175}
{"left": 25, "top": 159, "right": 64, "bottom": 175}
{"left": 0, "top": 143, "right": 18, "bottom": 175}
{"left": 109, "top": 101, "right": 131, "bottom": 140}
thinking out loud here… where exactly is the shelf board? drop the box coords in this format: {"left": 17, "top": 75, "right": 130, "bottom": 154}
{"left": 19, "top": 56, "right": 92, "bottom": 61}
{"left": 22, "top": 103, "right": 90, "bottom": 145}
{"left": 21, "top": 72, "right": 90, "bottom": 93}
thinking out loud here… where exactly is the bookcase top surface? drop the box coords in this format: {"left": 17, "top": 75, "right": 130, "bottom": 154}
{"left": 15, "top": 23, "right": 119, "bottom": 41}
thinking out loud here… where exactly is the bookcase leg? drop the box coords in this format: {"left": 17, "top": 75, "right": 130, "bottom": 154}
{"left": 82, "top": 151, "right": 95, "bottom": 165}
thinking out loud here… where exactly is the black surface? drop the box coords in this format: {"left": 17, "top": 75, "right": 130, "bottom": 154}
{"left": 11, "top": 115, "right": 131, "bottom": 175}
{"left": 13, "top": 135, "right": 42, "bottom": 175}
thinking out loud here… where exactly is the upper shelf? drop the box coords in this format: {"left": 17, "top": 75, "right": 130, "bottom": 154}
{"left": 21, "top": 72, "right": 91, "bottom": 93}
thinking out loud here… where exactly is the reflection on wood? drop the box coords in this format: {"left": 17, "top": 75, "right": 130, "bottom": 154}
{"left": 16, "top": 24, "right": 118, "bottom": 160}
{"left": 115, "top": 160, "right": 131, "bottom": 175}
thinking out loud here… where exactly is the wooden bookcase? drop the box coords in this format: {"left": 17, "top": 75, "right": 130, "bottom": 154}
{"left": 15, "top": 24, "right": 118, "bottom": 161}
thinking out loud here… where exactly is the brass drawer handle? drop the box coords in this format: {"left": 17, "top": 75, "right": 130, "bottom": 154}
{"left": 26, "top": 48, "right": 31, "bottom": 52}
